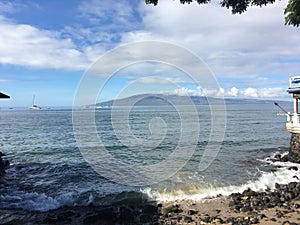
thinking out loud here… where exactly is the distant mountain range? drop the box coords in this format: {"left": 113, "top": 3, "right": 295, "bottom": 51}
{"left": 95, "top": 94, "right": 289, "bottom": 107}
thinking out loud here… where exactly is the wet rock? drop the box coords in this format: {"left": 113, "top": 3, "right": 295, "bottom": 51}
{"left": 0, "top": 152, "right": 9, "bottom": 178}
{"left": 84, "top": 207, "right": 117, "bottom": 225}
{"left": 226, "top": 217, "right": 235, "bottom": 223}
{"left": 183, "top": 216, "right": 193, "bottom": 223}
{"left": 257, "top": 214, "right": 266, "bottom": 220}
{"left": 243, "top": 188, "right": 257, "bottom": 197}
{"left": 294, "top": 203, "right": 300, "bottom": 208}
{"left": 241, "top": 206, "right": 252, "bottom": 212}
{"left": 142, "top": 204, "right": 157, "bottom": 215}
{"left": 281, "top": 156, "right": 289, "bottom": 162}
{"left": 276, "top": 210, "right": 284, "bottom": 218}
{"left": 282, "top": 221, "right": 296, "bottom": 225}
{"left": 202, "top": 216, "right": 212, "bottom": 223}
{"left": 215, "top": 217, "right": 225, "bottom": 224}
{"left": 250, "top": 217, "right": 259, "bottom": 224}
{"left": 187, "top": 209, "right": 197, "bottom": 215}
{"left": 139, "top": 213, "right": 153, "bottom": 224}
{"left": 288, "top": 166, "right": 298, "bottom": 171}
{"left": 234, "top": 205, "right": 241, "bottom": 212}
{"left": 43, "top": 215, "right": 61, "bottom": 224}
{"left": 275, "top": 183, "right": 281, "bottom": 189}
{"left": 161, "top": 204, "right": 179, "bottom": 216}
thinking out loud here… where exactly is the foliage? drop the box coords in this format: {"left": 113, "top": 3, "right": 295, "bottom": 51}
{"left": 285, "top": 0, "right": 300, "bottom": 27}
{"left": 145, "top": 0, "right": 300, "bottom": 27}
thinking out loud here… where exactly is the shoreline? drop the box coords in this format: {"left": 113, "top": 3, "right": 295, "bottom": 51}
{"left": 2, "top": 181, "right": 300, "bottom": 224}
{"left": 158, "top": 182, "right": 300, "bottom": 224}
{"left": 1, "top": 153, "right": 300, "bottom": 224}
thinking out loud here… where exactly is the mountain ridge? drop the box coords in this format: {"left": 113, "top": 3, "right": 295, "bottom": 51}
{"left": 95, "top": 94, "right": 289, "bottom": 107}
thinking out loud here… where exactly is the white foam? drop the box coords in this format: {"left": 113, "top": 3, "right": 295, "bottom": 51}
{"left": 0, "top": 191, "right": 74, "bottom": 212}
{"left": 142, "top": 159, "right": 300, "bottom": 202}
{"left": 259, "top": 151, "right": 289, "bottom": 162}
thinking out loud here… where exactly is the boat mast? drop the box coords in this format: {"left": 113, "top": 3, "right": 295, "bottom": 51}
{"left": 32, "top": 95, "right": 35, "bottom": 106}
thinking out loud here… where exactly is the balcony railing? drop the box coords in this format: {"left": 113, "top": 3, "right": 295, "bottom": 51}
{"left": 286, "top": 113, "right": 300, "bottom": 133}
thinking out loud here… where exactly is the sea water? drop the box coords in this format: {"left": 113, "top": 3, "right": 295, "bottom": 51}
{"left": 0, "top": 101, "right": 299, "bottom": 212}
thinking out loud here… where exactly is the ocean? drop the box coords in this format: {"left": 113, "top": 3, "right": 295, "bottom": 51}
{"left": 1, "top": 100, "right": 300, "bottom": 213}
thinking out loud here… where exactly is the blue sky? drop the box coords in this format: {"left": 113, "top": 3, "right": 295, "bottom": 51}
{"left": 0, "top": 0, "right": 299, "bottom": 107}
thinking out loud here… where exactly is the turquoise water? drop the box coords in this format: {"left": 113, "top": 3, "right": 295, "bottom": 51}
{"left": 0, "top": 101, "right": 298, "bottom": 211}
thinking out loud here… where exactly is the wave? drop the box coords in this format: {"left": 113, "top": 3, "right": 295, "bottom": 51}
{"left": 1, "top": 162, "right": 139, "bottom": 212}
{"left": 2, "top": 151, "right": 297, "bottom": 212}
{"left": 142, "top": 154, "right": 300, "bottom": 202}
{"left": 0, "top": 191, "right": 75, "bottom": 212}
{"left": 0, "top": 189, "right": 148, "bottom": 212}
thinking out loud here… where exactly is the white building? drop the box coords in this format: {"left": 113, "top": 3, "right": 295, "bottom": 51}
{"left": 286, "top": 76, "right": 300, "bottom": 133}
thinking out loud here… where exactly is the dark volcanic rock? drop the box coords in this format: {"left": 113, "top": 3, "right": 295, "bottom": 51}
{"left": 161, "top": 204, "right": 180, "bottom": 216}
{"left": 0, "top": 201, "right": 159, "bottom": 225}
{"left": 288, "top": 166, "right": 298, "bottom": 171}
{"left": 183, "top": 216, "right": 193, "bottom": 223}
{"left": 117, "top": 206, "right": 136, "bottom": 224}
{"left": 0, "top": 151, "right": 9, "bottom": 178}
{"left": 187, "top": 209, "right": 197, "bottom": 215}
{"left": 227, "top": 181, "right": 300, "bottom": 225}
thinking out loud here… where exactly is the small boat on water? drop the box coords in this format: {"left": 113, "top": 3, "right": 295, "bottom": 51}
{"left": 29, "top": 95, "right": 41, "bottom": 110}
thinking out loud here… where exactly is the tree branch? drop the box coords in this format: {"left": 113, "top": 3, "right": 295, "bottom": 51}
{"left": 145, "top": 0, "right": 300, "bottom": 27}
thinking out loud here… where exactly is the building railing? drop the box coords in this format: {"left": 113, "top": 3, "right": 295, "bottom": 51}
{"left": 286, "top": 113, "right": 300, "bottom": 133}
{"left": 287, "top": 113, "right": 300, "bottom": 123}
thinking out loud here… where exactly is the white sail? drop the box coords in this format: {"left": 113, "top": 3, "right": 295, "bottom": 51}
{"left": 29, "top": 95, "right": 41, "bottom": 110}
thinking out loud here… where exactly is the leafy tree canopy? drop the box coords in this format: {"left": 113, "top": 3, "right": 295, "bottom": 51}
{"left": 145, "top": 0, "right": 300, "bottom": 27}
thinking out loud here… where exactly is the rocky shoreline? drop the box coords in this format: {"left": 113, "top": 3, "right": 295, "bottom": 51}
{"left": 2, "top": 180, "right": 300, "bottom": 225}
{"left": 158, "top": 182, "right": 300, "bottom": 225}
{"left": 0, "top": 200, "right": 159, "bottom": 225}
{"left": 2, "top": 152, "right": 300, "bottom": 224}
{"left": 157, "top": 153, "right": 300, "bottom": 225}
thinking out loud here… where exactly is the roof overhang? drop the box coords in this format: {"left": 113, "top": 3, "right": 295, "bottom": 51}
{"left": 0, "top": 92, "right": 10, "bottom": 99}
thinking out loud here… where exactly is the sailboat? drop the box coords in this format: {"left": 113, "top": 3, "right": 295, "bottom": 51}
{"left": 29, "top": 95, "right": 41, "bottom": 110}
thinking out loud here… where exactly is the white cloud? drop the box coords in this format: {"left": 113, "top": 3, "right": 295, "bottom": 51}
{"left": 162, "top": 87, "right": 225, "bottom": 97}
{"left": 136, "top": 77, "right": 173, "bottom": 85}
{"left": 0, "top": 2, "right": 16, "bottom": 14}
{"left": 161, "top": 86, "right": 286, "bottom": 99}
{"left": 243, "top": 87, "right": 258, "bottom": 98}
{"left": 0, "top": 18, "right": 89, "bottom": 70}
{"left": 165, "top": 88, "right": 190, "bottom": 96}
{"left": 0, "top": 0, "right": 298, "bottom": 92}
{"left": 257, "top": 87, "right": 287, "bottom": 98}
{"left": 202, "top": 87, "right": 225, "bottom": 97}
{"left": 0, "top": 1, "right": 24, "bottom": 14}
{"left": 78, "top": 0, "right": 139, "bottom": 31}
{"left": 228, "top": 87, "right": 239, "bottom": 96}
{"left": 0, "top": 78, "right": 14, "bottom": 82}
{"left": 123, "top": 0, "right": 300, "bottom": 80}
{"left": 238, "top": 87, "right": 287, "bottom": 98}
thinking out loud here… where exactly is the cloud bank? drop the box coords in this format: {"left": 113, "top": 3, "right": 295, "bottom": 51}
{"left": 162, "top": 86, "right": 287, "bottom": 99}
{"left": 0, "top": 0, "right": 297, "bottom": 101}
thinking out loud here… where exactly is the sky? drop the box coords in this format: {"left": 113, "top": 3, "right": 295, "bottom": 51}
{"left": 0, "top": 0, "right": 299, "bottom": 107}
